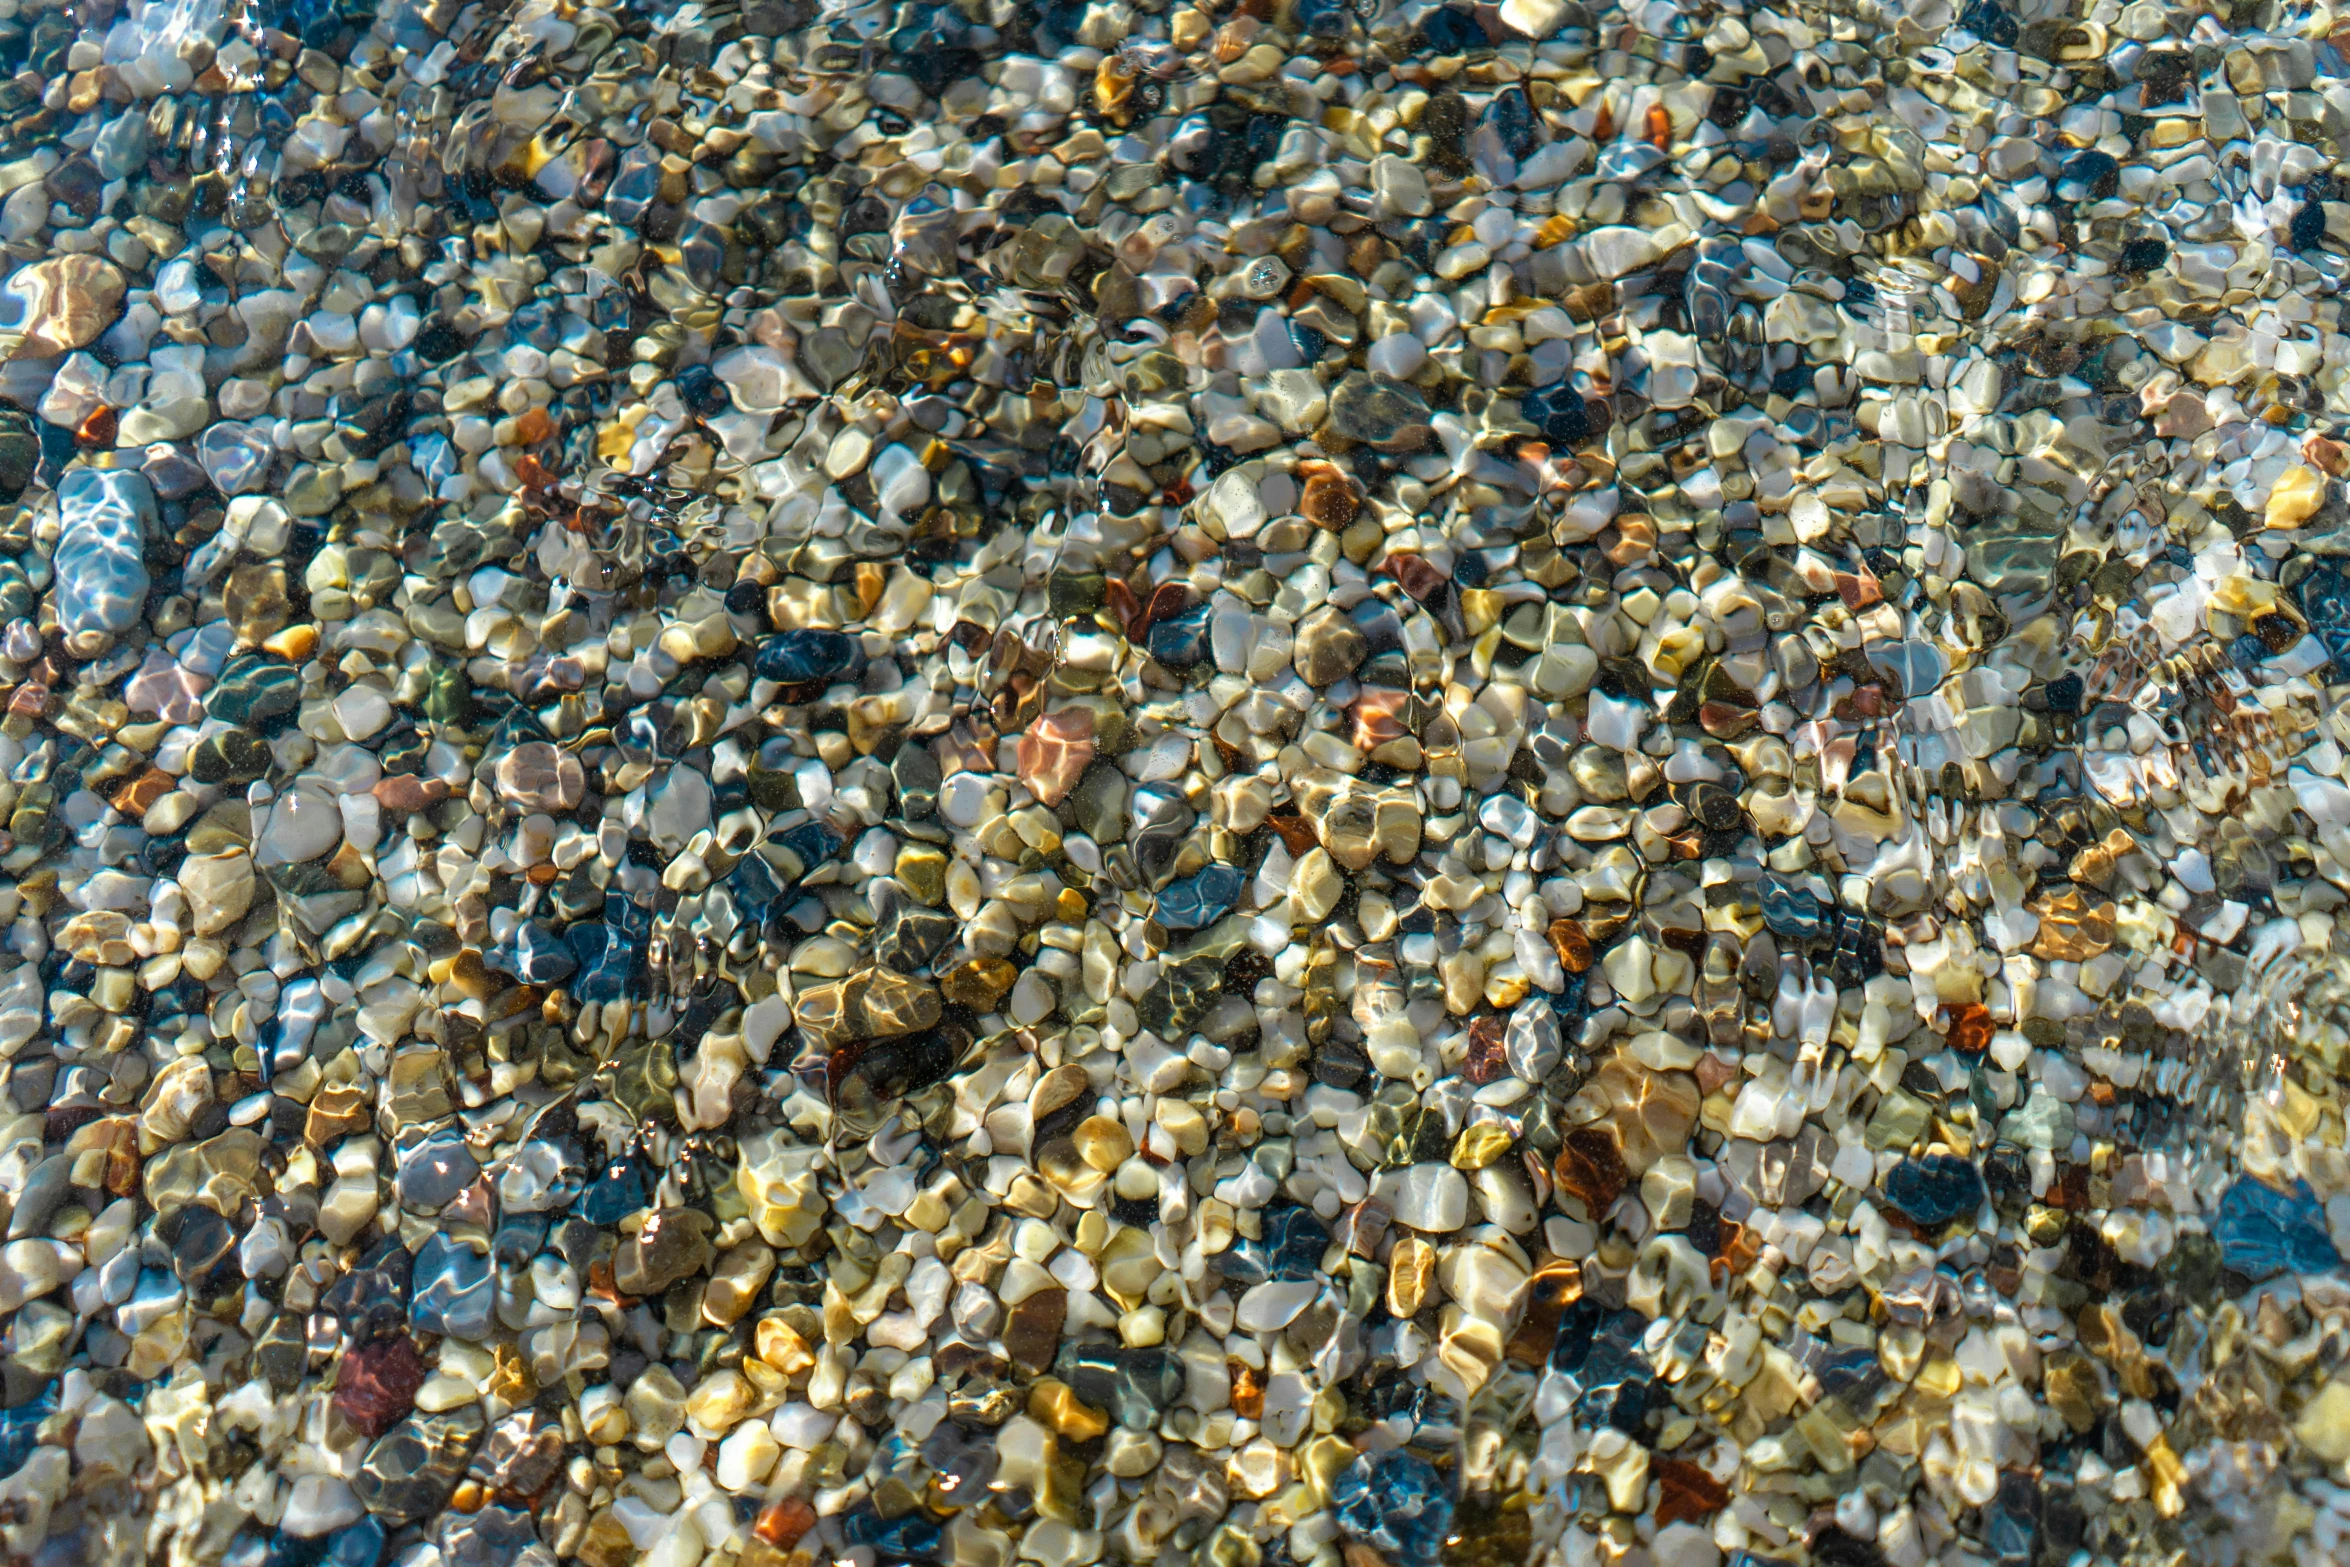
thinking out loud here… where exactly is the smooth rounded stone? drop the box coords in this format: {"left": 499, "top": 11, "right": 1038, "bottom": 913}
{"left": 70, "top": 1397, "right": 145, "bottom": 1475}
{"left": 2215, "top": 1179, "right": 2342, "bottom": 1280}
{"left": 52, "top": 466, "right": 153, "bottom": 637}
{"left": 188, "top": 731, "right": 272, "bottom": 788}
{"left": 124, "top": 648, "right": 208, "bottom": 723}
{"left": 0, "top": 410, "right": 34, "bottom": 500}
{"left": 869, "top": 443, "right": 931, "bottom": 519}
{"left": 411, "top": 1235, "right": 494, "bottom": 1340}
{"left": 1505, "top": 998, "right": 1562, "bottom": 1082}
{"left": 2269, "top": 464, "right": 2326, "bottom": 529}
{"left": 713, "top": 344, "right": 804, "bottom": 414}
{"left": 397, "top": 1129, "right": 480, "bottom": 1211}
{"left": 646, "top": 765, "right": 712, "bottom": 854}
{"left": 5, "top": 1156, "right": 68, "bottom": 1242}
{"left": 207, "top": 656, "right": 302, "bottom": 726}
{"left": 0, "top": 254, "right": 125, "bottom": 357}
{"left": 1385, "top": 1164, "right": 1470, "bottom": 1233}
{"left": 0, "top": 1239, "right": 78, "bottom": 1311}
{"left": 1157, "top": 864, "right": 1243, "bottom": 931}
{"left": 355, "top": 1407, "right": 486, "bottom": 1526}
{"left": 1997, "top": 1088, "right": 2077, "bottom": 1151}
{"left": 1324, "top": 372, "right": 1432, "bottom": 452}
{"left": 283, "top": 1477, "right": 365, "bottom": 1538}
{"left": 755, "top": 628, "right": 861, "bottom": 684}
{"left": 1004, "top": 1288, "right": 1067, "bottom": 1376}
{"left": 336, "top": 1336, "right": 430, "bottom": 1439}
{"left": 1068, "top": 763, "right": 1127, "bottom": 842}
{"left": 1365, "top": 332, "right": 1428, "bottom": 380}
{"left": 1018, "top": 708, "right": 1095, "bottom": 807}
{"left": 256, "top": 785, "right": 344, "bottom": 865}
{"left": 614, "top": 1208, "right": 715, "bottom": 1296}
{"left": 1370, "top": 154, "right": 1431, "bottom": 217}
{"left": 1881, "top": 1155, "right": 1986, "bottom": 1228}
{"left": 89, "top": 113, "right": 148, "bottom": 181}
{"left": 332, "top": 684, "right": 393, "bottom": 741}
{"left": 492, "top": 742, "right": 584, "bottom": 810}
{"left": 1200, "top": 471, "right": 1266, "bottom": 540}
{"left": 1233, "top": 1279, "right": 1319, "bottom": 1332}
{"left": 1293, "top": 606, "right": 1367, "bottom": 686}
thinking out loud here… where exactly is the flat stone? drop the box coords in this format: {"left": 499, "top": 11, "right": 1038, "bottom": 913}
{"left": 2, "top": 254, "right": 126, "bottom": 357}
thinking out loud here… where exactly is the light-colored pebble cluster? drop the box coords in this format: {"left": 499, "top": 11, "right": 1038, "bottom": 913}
{"left": 8, "top": 0, "right": 2350, "bottom": 1564}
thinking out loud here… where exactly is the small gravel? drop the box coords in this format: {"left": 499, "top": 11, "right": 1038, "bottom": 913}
{"left": 3, "top": 0, "right": 2350, "bottom": 1565}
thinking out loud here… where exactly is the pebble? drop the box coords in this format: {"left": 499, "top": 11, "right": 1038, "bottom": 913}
{"left": 0, "top": 1, "right": 2343, "bottom": 1565}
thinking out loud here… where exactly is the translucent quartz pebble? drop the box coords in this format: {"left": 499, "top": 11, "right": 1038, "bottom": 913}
{"left": 52, "top": 467, "right": 152, "bottom": 636}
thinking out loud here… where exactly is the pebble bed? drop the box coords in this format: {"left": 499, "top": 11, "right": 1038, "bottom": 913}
{"left": 8, "top": 0, "right": 2350, "bottom": 1564}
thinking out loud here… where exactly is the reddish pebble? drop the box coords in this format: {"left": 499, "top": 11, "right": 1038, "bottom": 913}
{"left": 1017, "top": 707, "right": 1096, "bottom": 807}
{"left": 1462, "top": 1014, "right": 1508, "bottom": 1085}
{"left": 334, "top": 1335, "right": 428, "bottom": 1438}
{"left": 375, "top": 775, "right": 453, "bottom": 814}
{"left": 756, "top": 1497, "right": 816, "bottom": 1549}
{"left": 1384, "top": 552, "right": 1447, "bottom": 602}
{"left": 1349, "top": 686, "right": 1412, "bottom": 750}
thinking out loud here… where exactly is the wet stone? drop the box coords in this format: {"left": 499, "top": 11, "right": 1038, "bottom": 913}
{"left": 410, "top": 1235, "right": 493, "bottom": 1341}
{"left": 756, "top": 630, "right": 862, "bottom": 685}
{"left": 0, "top": 0, "right": 2347, "bottom": 1556}
{"left": 1324, "top": 374, "right": 1433, "bottom": 453}
{"left": 612, "top": 1208, "right": 715, "bottom": 1297}
{"left": 1004, "top": 1287, "right": 1067, "bottom": 1376}
{"left": 1332, "top": 1450, "right": 1453, "bottom": 1567}
{"left": 1219, "top": 1204, "right": 1328, "bottom": 1287}
{"left": 335, "top": 1336, "right": 429, "bottom": 1440}
{"left": 1056, "top": 1342, "right": 1183, "bottom": 1430}
{"left": 2215, "top": 1180, "right": 2342, "bottom": 1281}
{"left": 355, "top": 1408, "right": 487, "bottom": 1527}
{"left": 1882, "top": 1155, "right": 1987, "bottom": 1229}
{"left": 206, "top": 657, "right": 303, "bottom": 727}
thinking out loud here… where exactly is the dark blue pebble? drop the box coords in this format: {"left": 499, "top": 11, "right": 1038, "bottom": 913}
{"left": 206, "top": 656, "right": 303, "bottom": 727}
{"left": 843, "top": 1507, "right": 942, "bottom": 1559}
{"left": 576, "top": 1155, "right": 651, "bottom": 1225}
{"left": 1960, "top": 0, "right": 2018, "bottom": 44}
{"left": 2215, "top": 1178, "right": 2341, "bottom": 1280}
{"left": 729, "top": 851, "right": 791, "bottom": 925}
{"left": 1158, "top": 863, "right": 1244, "bottom": 931}
{"left": 755, "top": 629, "right": 861, "bottom": 685}
{"left": 1217, "top": 1202, "right": 1327, "bottom": 1287}
{"left": 2294, "top": 201, "right": 2329, "bottom": 252}
{"left": 493, "top": 1215, "right": 551, "bottom": 1271}
{"left": 1520, "top": 382, "right": 1594, "bottom": 446}
{"left": 1760, "top": 874, "right": 1836, "bottom": 945}
{"left": 1147, "top": 601, "right": 1213, "bottom": 669}
{"left": 410, "top": 1233, "right": 494, "bottom": 1340}
{"left": 567, "top": 915, "right": 642, "bottom": 1005}
{"left": 2297, "top": 562, "right": 2350, "bottom": 667}
{"left": 1884, "top": 1154, "right": 1986, "bottom": 1227}
{"left": 2055, "top": 150, "right": 2118, "bottom": 201}
{"left": 780, "top": 818, "right": 843, "bottom": 869}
